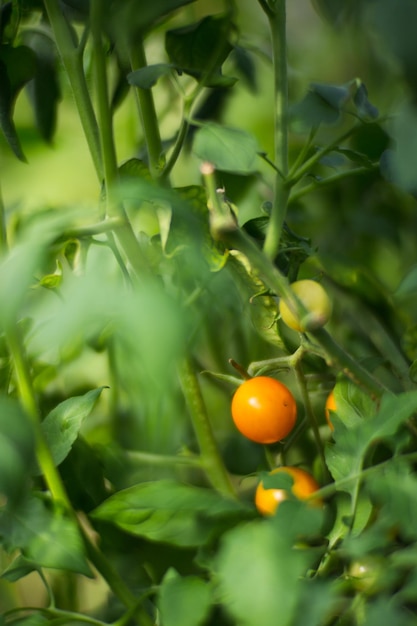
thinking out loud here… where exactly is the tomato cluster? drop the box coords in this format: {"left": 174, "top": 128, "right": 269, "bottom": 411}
{"left": 230, "top": 375, "right": 322, "bottom": 515}
{"left": 229, "top": 280, "right": 333, "bottom": 514}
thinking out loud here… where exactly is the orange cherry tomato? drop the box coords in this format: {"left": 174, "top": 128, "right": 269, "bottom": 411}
{"left": 255, "top": 466, "right": 322, "bottom": 516}
{"left": 325, "top": 390, "right": 337, "bottom": 430}
{"left": 231, "top": 376, "right": 297, "bottom": 444}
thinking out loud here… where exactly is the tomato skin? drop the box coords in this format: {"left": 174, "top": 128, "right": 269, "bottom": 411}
{"left": 325, "top": 390, "right": 336, "bottom": 430}
{"left": 231, "top": 376, "right": 297, "bottom": 444}
{"left": 279, "top": 279, "right": 332, "bottom": 332}
{"left": 255, "top": 466, "right": 321, "bottom": 516}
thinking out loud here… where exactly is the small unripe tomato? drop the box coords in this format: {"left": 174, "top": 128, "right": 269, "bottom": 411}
{"left": 279, "top": 279, "right": 332, "bottom": 332}
{"left": 231, "top": 376, "right": 297, "bottom": 444}
{"left": 255, "top": 466, "right": 322, "bottom": 516}
{"left": 325, "top": 390, "right": 337, "bottom": 430}
{"left": 348, "top": 556, "right": 386, "bottom": 594}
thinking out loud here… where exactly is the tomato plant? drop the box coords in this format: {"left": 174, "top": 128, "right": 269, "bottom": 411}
{"left": 231, "top": 376, "right": 297, "bottom": 444}
{"left": 1, "top": 0, "right": 417, "bottom": 625}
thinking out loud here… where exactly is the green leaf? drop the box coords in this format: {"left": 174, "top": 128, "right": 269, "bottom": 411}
{"left": 23, "top": 29, "right": 61, "bottom": 142}
{"left": 215, "top": 517, "right": 313, "bottom": 626}
{"left": 0, "top": 396, "right": 35, "bottom": 508}
{"left": 40, "top": 387, "right": 106, "bottom": 469}
{"left": 193, "top": 122, "right": 259, "bottom": 174}
{"left": 0, "top": 44, "right": 36, "bottom": 160}
{"left": 91, "top": 480, "right": 252, "bottom": 548}
{"left": 331, "top": 147, "right": 375, "bottom": 168}
{"left": 127, "top": 63, "right": 176, "bottom": 89}
{"left": 1, "top": 554, "right": 39, "bottom": 582}
{"left": 291, "top": 83, "right": 349, "bottom": 128}
{"left": 353, "top": 82, "right": 378, "bottom": 120}
{"left": 105, "top": 0, "right": 196, "bottom": 40}
{"left": 0, "top": 496, "right": 93, "bottom": 576}
{"left": 365, "top": 463, "right": 417, "bottom": 542}
{"left": 326, "top": 492, "right": 373, "bottom": 550}
{"left": 165, "top": 15, "right": 235, "bottom": 87}
{"left": 158, "top": 569, "right": 212, "bottom": 626}
{"left": 326, "top": 390, "right": 417, "bottom": 493}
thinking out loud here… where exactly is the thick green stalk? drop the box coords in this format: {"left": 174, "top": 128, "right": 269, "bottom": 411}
{"left": 130, "top": 38, "right": 163, "bottom": 177}
{"left": 42, "top": 0, "right": 103, "bottom": 180}
{"left": 178, "top": 357, "right": 237, "bottom": 498}
{"left": 262, "top": 1, "right": 290, "bottom": 260}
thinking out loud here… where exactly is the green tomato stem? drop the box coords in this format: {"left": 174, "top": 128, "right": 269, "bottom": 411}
{"left": 178, "top": 357, "right": 237, "bottom": 499}
{"left": 261, "top": 0, "right": 290, "bottom": 261}
{"left": 294, "top": 361, "right": 328, "bottom": 479}
{"left": 287, "top": 123, "right": 363, "bottom": 188}
{"left": 42, "top": 0, "right": 103, "bottom": 180}
{"left": 129, "top": 38, "right": 164, "bottom": 178}
{"left": 89, "top": 0, "right": 152, "bottom": 280}
{"left": 289, "top": 165, "right": 379, "bottom": 204}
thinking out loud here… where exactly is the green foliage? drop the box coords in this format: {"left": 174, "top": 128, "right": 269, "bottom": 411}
{"left": 92, "top": 480, "right": 253, "bottom": 547}
{"left": 193, "top": 122, "right": 259, "bottom": 174}
{"left": 1, "top": 0, "right": 417, "bottom": 625}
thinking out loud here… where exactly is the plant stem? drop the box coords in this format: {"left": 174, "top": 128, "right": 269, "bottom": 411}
{"left": 289, "top": 165, "right": 378, "bottom": 204}
{"left": 129, "top": 38, "right": 163, "bottom": 177}
{"left": 294, "top": 361, "right": 328, "bottom": 478}
{"left": 6, "top": 326, "right": 69, "bottom": 504}
{"left": 287, "top": 122, "right": 362, "bottom": 188}
{"left": 42, "top": 0, "right": 103, "bottom": 180}
{"left": 89, "top": 0, "right": 152, "bottom": 281}
{"left": 262, "top": 1, "right": 290, "bottom": 260}
{"left": 126, "top": 450, "right": 203, "bottom": 468}
{"left": 90, "top": 0, "right": 118, "bottom": 189}
{"left": 178, "top": 356, "right": 237, "bottom": 498}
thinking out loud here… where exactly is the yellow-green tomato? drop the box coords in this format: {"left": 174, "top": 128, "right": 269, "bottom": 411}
{"left": 279, "top": 279, "right": 332, "bottom": 332}
{"left": 348, "top": 556, "right": 385, "bottom": 594}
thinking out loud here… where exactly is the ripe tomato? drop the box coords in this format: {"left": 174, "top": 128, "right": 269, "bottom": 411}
{"left": 231, "top": 376, "right": 297, "bottom": 444}
{"left": 255, "top": 466, "right": 321, "bottom": 516}
{"left": 279, "top": 279, "right": 332, "bottom": 332}
{"left": 325, "top": 389, "right": 336, "bottom": 430}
